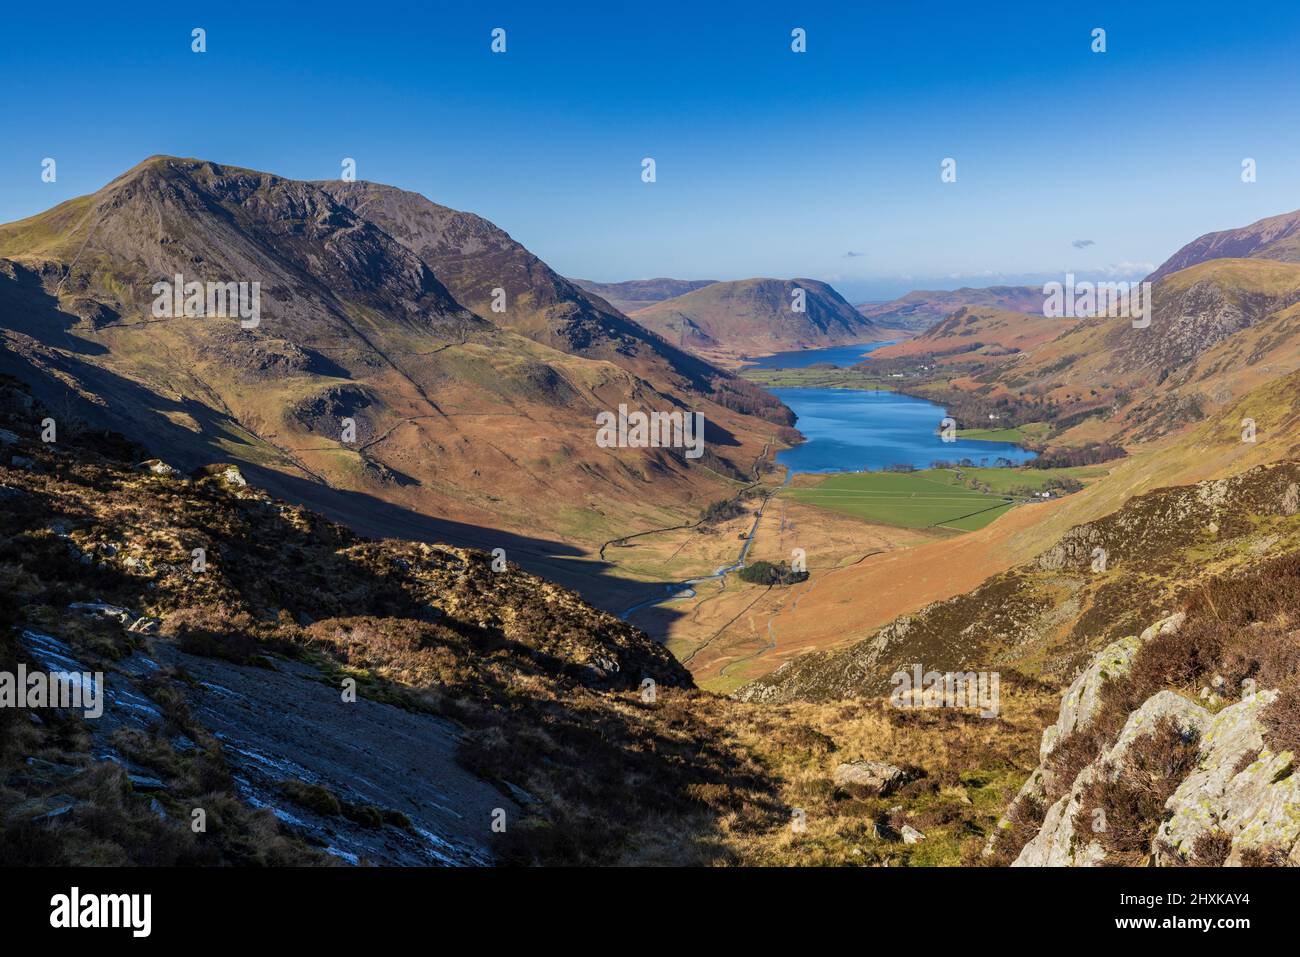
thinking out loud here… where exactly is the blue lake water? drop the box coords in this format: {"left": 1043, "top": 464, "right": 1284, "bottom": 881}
{"left": 759, "top": 343, "right": 1037, "bottom": 474}
{"left": 745, "top": 340, "right": 896, "bottom": 369}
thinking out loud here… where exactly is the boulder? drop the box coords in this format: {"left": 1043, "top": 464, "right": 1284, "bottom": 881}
{"left": 137, "top": 458, "right": 180, "bottom": 478}
{"left": 832, "top": 759, "right": 910, "bottom": 795}
{"left": 194, "top": 462, "right": 248, "bottom": 487}
{"left": 219, "top": 465, "right": 247, "bottom": 487}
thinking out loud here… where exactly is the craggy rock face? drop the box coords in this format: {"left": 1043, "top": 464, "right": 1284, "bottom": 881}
{"left": 0, "top": 157, "right": 789, "bottom": 550}
{"left": 1156, "top": 689, "right": 1300, "bottom": 866}
{"left": 993, "top": 612, "right": 1300, "bottom": 867}
{"left": 1014, "top": 689, "right": 1209, "bottom": 867}
{"left": 317, "top": 180, "right": 793, "bottom": 425}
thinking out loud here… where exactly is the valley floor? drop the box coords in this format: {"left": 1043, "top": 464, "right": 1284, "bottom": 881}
{"left": 605, "top": 463, "right": 1106, "bottom": 691}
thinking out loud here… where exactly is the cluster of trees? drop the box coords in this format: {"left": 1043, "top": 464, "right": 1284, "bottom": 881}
{"left": 737, "top": 560, "right": 809, "bottom": 587}
{"left": 1028, "top": 443, "right": 1126, "bottom": 469}
{"left": 932, "top": 458, "right": 997, "bottom": 470}
{"left": 1003, "top": 476, "right": 1085, "bottom": 497}
{"left": 710, "top": 377, "right": 796, "bottom": 426}
{"left": 939, "top": 390, "right": 1056, "bottom": 430}
{"left": 699, "top": 498, "right": 747, "bottom": 526}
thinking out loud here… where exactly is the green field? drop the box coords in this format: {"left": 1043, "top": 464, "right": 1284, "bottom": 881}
{"left": 947, "top": 464, "right": 1107, "bottom": 493}
{"left": 954, "top": 426, "right": 1028, "bottom": 443}
{"left": 784, "top": 465, "right": 1106, "bottom": 531}
{"left": 786, "top": 471, "right": 1013, "bottom": 530}
{"left": 957, "top": 421, "right": 1054, "bottom": 444}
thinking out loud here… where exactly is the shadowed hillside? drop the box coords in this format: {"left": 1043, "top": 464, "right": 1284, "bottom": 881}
{"left": 0, "top": 374, "right": 1068, "bottom": 866}
{"left": 0, "top": 158, "right": 789, "bottom": 555}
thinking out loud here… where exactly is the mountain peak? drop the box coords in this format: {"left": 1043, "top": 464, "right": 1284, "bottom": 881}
{"left": 629, "top": 276, "right": 881, "bottom": 359}
{"left": 1149, "top": 207, "right": 1300, "bottom": 281}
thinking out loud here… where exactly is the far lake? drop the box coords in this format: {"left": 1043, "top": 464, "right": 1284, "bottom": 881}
{"left": 759, "top": 343, "right": 1037, "bottom": 474}
{"left": 745, "top": 340, "right": 896, "bottom": 369}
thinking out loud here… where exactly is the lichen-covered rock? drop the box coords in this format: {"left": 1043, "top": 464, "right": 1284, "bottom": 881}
{"left": 1014, "top": 690, "right": 1209, "bottom": 867}
{"left": 999, "top": 607, "right": 1300, "bottom": 867}
{"left": 194, "top": 462, "right": 248, "bottom": 487}
{"left": 219, "top": 464, "right": 247, "bottom": 486}
{"left": 989, "top": 613, "right": 1187, "bottom": 854}
{"left": 1155, "top": 689, "right": 1300, "bottom": 865}
{"left": 1038, "top": 633, "right": 1142, "bottom": 764}
{"left": 137, "top": 458, "right": 180, "bottom": 478}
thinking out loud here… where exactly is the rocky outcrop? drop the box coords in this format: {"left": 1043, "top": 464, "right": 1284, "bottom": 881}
{"left": 1037, "top": 614, "right": 1183, "bottom": 763}
{"left": 997, "top": 612, "right": 1300, "bottom": 866}
{"left": 1015, "top": 690, "right": 1207, "bottom": 867}
{"left": 1156, "top": 689, "right": 1300, "bottom": 866}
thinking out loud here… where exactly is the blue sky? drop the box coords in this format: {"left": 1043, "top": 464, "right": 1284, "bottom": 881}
{"left": 3, "top": 0, "right": 1300, "bottom": 301}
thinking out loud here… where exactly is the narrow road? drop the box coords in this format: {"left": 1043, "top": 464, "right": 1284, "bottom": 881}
{"left": 617, "top": 466, "right": 793, "bottom": 622}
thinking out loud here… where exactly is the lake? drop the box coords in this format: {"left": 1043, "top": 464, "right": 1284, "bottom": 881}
{"left": 745, "top": 340, "right": 896, "bottom": 369}
{"left": 760, "top": 342, "right": 1037, "bottom": 474}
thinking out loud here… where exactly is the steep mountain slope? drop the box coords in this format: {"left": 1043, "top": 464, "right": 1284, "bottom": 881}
{"left": 737, "top": 458, "right": 1300, "bottom": 705}
{"left": 0, "top": 374, "right": 1064, "bottom": 868}
{"left": 316, "top": 182, "right": 784, "bottom": 422}
{"left": 878, "top": 259, "right": 1300, "bottom": 451}
{"left": 569, "top": 277, "right": 718, "bottom": 316}
{"left": 630, "top": 278, "right": 884, "bottom": 361}
{"left": 1149, "top": 207, "right": 1300, "bottom": 281}
{"left": 857, "top": 286, "right": 1043, "bottom": 333}
{"left": 0, "top": 158, "right": 785, "bottom": 556}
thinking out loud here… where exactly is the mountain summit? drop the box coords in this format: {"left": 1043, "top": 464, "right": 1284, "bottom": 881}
{"left": 1149, "top": 207, "right": 1300, "bottom": 281}
{"left": 0, "top": 157, "right": 786, "bottom": 552}
{"left": 629, "top": 277, "right": 883, "bottom": 361}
